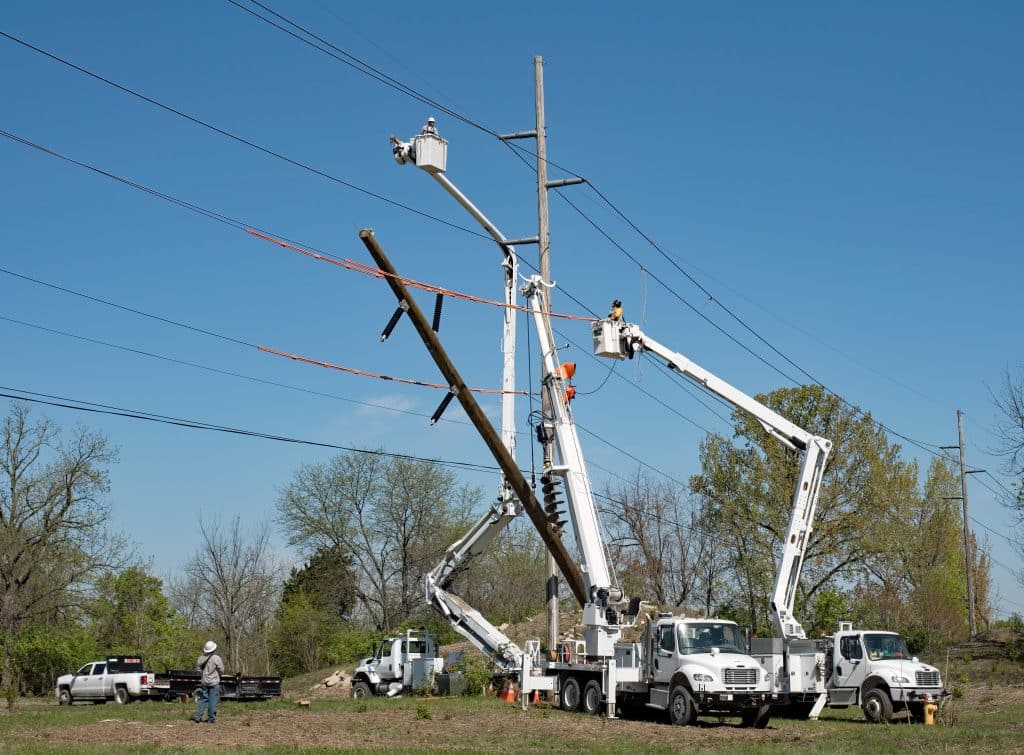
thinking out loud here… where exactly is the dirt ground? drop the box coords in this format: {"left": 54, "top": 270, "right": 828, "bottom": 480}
{"left": 8, "top": 683, "right": 1023, "bottom": 752}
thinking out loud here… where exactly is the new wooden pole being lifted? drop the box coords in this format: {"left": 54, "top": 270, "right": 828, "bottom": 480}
{"left": 358, "top": 228, "right": 587, "bottom": 607}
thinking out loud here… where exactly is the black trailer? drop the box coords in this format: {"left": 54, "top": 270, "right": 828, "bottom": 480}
{"left": 153, "top": 671, "right": 282, "bottom": 702}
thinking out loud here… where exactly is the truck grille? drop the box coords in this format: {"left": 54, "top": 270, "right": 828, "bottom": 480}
{"left": 724, "top": 668, "right": 758, "bottom": 686}
{"left": 916, "top": 671, "right": 940, "bottom": 687}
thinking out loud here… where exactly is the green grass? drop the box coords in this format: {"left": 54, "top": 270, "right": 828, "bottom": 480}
{"left": 0, "top": 691, "right": 1020, "bottom": 753}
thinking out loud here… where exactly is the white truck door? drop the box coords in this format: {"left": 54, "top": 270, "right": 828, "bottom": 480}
{"left": 833, "top": 635, "right": 867, "bottom": 696}
{"left": 652, "top": 623, "right": 676, "bottom": 685}
{"left": 70, "top": 663, "right": 94, "bottom": 698}
{"left": 89, "top": 662, "right": 108, "bottom": 698}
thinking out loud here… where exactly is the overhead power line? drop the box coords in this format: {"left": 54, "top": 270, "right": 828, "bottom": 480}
{"left": 0, "top": 31, "right": 485, "bottom": 239}
{"left": 1, "top": 26, "right": 945, "bottom": 462}
{"left": 0, "top": 385, "right": 500, "bottom": 474}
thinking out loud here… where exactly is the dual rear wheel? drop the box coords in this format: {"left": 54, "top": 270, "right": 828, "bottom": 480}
{"left": 559, "top": 676, "right": 602, "bottom": 715}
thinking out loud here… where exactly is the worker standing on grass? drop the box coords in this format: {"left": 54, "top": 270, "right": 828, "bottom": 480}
{"left": 193, "top": 640, "right": 225, "bottom": 724}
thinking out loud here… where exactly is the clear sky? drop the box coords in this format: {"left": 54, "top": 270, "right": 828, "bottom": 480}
{"left": 2, "top": 1, "right": 1022, "bottom": 618}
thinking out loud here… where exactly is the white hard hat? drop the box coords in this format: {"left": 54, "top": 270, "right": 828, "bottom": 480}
{"left": 203, "top": 640, "right": 217, "bottom": 654}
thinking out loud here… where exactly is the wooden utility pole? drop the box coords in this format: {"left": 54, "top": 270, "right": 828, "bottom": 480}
{"left": 957, "top": 409, "right": 978, "bottom": 639}
{"left": 358, "top": 228, "right": 588, "bottom": 605}
{"left": 533, "top": 55, "right": 560, "bottom": 659}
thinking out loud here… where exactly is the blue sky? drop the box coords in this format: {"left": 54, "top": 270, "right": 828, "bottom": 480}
{"left": 2, "top": 1, "right": 1022, "bottom": 618}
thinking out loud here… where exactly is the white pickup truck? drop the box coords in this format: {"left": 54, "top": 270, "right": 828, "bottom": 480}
{"left": 55, "top": 656, "right": 154, "bottom": 705}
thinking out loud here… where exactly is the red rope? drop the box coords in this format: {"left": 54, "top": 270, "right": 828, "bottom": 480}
{"left": 259, "top": 346, "right": 526, "bottom": 395}
{"left": 245, "top": 229, "right": 597, "bottom": 322}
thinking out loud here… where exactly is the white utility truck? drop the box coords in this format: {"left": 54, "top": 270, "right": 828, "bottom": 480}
{"left": 55, "top": 656, "right": 154, "bottom": 705}
{"left": 594, "top": 315, "right": 947, "bottom": 722}
{"left": 404, "top": 266, "right": 775, "bottom": 724}
{"left": 350, "top": 629, "right": 443, "bottom": 698}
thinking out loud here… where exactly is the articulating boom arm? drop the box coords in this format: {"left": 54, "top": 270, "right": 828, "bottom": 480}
{"left": 593, "top": 319, "right": 832, "bottom": 641}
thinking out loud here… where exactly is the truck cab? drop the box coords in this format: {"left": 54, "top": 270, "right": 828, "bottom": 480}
{"left": 634, "top": 616, "right": 772, "bottom": 726}
{"left": 351, "top": 629, "right": 443, "bottom": 697}
{"left": 826, "top": 624, "right": 946, "bottom": 722}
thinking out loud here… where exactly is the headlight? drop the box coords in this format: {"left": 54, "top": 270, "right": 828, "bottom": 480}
{"left": 891, "top": 675, "right": 910, "bottom": 684}
{"left": 692, "top": 673, "right": 714, "bottom": 683}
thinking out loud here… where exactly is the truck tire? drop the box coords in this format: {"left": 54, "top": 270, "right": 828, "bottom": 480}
{"left": 559, "top": 677, "right": 581, "bottom": 713}
{"left": 351, "top": 681, "right": 373, "bottom": 699}
{"left": 581, "top": 680, "right": 602, "bottom": 715}
{"left": 58, "top": 688, "right": 72, "bottom": 706}
{"left": 114, "top": 686, "right": 131, "bottom": 704}
{"left": 668, "top": 685, "right": 697, "bottom": 726}
{"left": 741, "top": 703, "right": 771, "bottom": 728}
{"left": 862, "top": 688, "right": 893, "bottom": 724}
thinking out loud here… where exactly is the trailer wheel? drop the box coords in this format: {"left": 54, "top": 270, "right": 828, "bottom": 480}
{"left": 668, "top": 685, "right": 697, "bottom": 726}
{"left": 559, "top": 677, "right": 581, "bottom": 712}
{"left": 114, "top": 686, "right": 131, "bottom": 705}
{"left": 862, "top": 688, "right": 893, "bottom": 724}
{"left": 58, "top": 688, "right": 72, "bottom": 706}
{"left": 192, "top": 687, "right": 203, "bottom": 704}
{"left": 581, "top": 680, "right": 602, "bottom": 715}
{"left": 741, "top": 704, "right": 771, "bottom": 728}
{"left": 351, "top": 681, "right": 373, "bottom": 699}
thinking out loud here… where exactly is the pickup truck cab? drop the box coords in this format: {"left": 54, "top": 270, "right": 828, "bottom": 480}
{"left": 55, "top": 656, "right": 153, "bottom": 705}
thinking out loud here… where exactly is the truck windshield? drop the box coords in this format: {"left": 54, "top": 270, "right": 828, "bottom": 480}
{"left": 678, "top": 623, "right": 746, "bottom": 654}
{"left": 863, "top": 634, "right": 911, "bottom": 660}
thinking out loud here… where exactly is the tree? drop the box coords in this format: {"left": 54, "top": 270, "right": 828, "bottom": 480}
{"left": 992, "top": 366, "right": 1024, "bottom": 506}
{"left": 276, "top": 452, "right": 476, "bottom": 630}
{"left": 689, "top": 385, "right": 919, "bottom": 634}
{"left": 269, "top": 591, "right": 339, "bottom": 676}
{"left": 0, "top": 404, "right": 126, "bottom": 706}
{"left": 281, "top": 546, "right": 358, "bottom": 621}
{"left": 89, "top": 566, "right": 191, "bottom": 671}
{"left": 599, "top": 468, "right": 712, "bottom": 610}
{"left": 173, "top": 517, "right": 279, "bottom": 673}
{"left": 992, "top": 366, "right": 1024, "bottom": 590}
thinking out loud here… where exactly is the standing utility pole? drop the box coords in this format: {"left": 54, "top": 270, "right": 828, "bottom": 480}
{"left": 533, "top": 55, "right": 560, "bottom": 659}
{"left": 943, "top": 409, "right": 980, "bottom": 639}
{"left": 957, "top": 409, "right": 977, "bottom": 639}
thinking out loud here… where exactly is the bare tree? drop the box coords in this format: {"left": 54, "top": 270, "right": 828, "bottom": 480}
{"left": 0, "top": 404, "right": 126, "bottom": 705}
{"left": 992, "top": 366, "right": 1024, "bottom": 508}
{"left": 600, "top": 468, "right": 710, "bottom": 610}
{"left": 276, "top": 452, "right": 475, "bottom": 630}
{"left": 173, "top": 517, "right": 279, "bottom": 673}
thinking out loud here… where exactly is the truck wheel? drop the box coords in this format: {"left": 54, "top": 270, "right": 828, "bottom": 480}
{"left": 581, "top": 680, "right": 602, "bottom": 715}
{"left": 862, "top": 689, "right": 893, "bottom": 724}
{"left": 559, "top": 677, "right": 581, "bottom": 712}
{"left": 114, "top": 687, "right": 131, "bottom": 704}
{"left": 58, "top": 688, "right": 72, "bottom": 706}
{"left": 351, "top": 681, "right": 373, "bottom": 699}
{"left": 668, "top": 685, "right": 697, "bottom": 726}
{"left": 741, "top": 704, "right": 771, "bottom": 728}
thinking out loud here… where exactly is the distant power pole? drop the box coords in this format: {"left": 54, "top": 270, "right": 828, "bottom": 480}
{"left": 943, "top": 409, "right": 980, "bottom": 638}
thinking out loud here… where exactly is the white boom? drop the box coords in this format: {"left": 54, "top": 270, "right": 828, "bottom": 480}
{"left": 593, "top": 318, "right": 832, "bottom": 641}
{"left": 523, "top": 277, "right": 628, "bottom": 658}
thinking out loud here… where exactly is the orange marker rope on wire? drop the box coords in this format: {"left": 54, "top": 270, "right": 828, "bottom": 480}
{"left": 259, "top": 345, "right": 526, "bottom": 395}
{"left": 245, "top": 229, "right": 597, "bottom": 322}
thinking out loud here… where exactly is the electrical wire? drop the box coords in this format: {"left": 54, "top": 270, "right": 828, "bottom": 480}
{"left": 0, "top": 313, "right": 484, "bottom": 428}
{"left": 0, "top": 384, "right": 501, "bottom": 474}
{"left": 0, "top": 32, "right": 486, "bottom": 240}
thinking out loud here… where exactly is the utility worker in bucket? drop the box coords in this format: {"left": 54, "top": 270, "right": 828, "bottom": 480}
{"left": 609, "top": 299, "right": 623, "bottom": 321}
{"left": 193, "top": 640, "right": 225, "bottom": 723}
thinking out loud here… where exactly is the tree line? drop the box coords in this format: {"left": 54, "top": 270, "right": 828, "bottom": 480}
{"left": 4, "top": 375, "right": 1021, "bottom": 702}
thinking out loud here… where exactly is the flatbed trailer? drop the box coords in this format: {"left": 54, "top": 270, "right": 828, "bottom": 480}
{"left": 151, "top": 671, "right": 282, "bottom": 702}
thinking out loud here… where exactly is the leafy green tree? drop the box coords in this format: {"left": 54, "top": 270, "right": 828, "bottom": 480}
{"left": 270, "top": 591, "right": 340, "bottom": 675}
{"left": 690, "top": 385, "right": 919, "bottom": 634}
{"left": 282, "top": 547, "right": 358, "bottom": 621}
{"left": 89, "top": 566, "right": 192, "bottom": 671}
